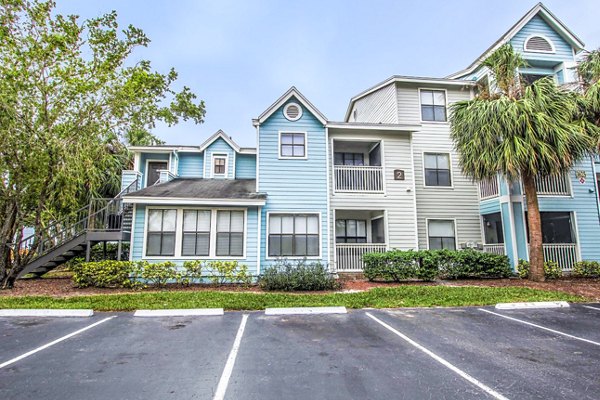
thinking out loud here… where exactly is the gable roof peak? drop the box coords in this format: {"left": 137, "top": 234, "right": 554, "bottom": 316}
{"left": 199, "top": 129, "right": 241, "bottom": 152}
{"left": 447, "top": 2, "right": 585, "bottom": 79}
{"left": 255, "top": 86, "right": 327, "bottom": 125}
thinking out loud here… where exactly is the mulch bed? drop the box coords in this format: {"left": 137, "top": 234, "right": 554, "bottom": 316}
{"left": 1, "top": 277, "right": 600, "bottom": 300}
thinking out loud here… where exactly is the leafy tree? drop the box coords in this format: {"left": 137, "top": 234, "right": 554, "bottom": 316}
{"left": 450, "top": 44, "right": 598, "bottom": 281}
{"left": 0, "top": 0, "right": 205, "bottom": 288}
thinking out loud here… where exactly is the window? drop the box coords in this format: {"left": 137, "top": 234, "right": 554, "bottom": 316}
{"left": 216, "top": 211, "right": 244, "bottom": 256}
{"left": 146, "top": 161, "right": 167, "bottom": 186}
{"left": 541, "top": 212, "right": 574, "bottom": 244}
{"left": 420, "top": 90, "right": 447, "bottom": 122}
{"left": 269, "top": 214, "right": 319, "bottom": 257}
{"left": 213, "top": 156, "right": 226, "bottom": 175}
{"left": 483, "top": 212, "right": 504, "bottom": 244}
{"left": 424, "top": 153, "right": 451, "bottom": 187}
{"left": 182, "top": 210, "right": 211, "bottom": 256}
{"left": 146, "top": 209, "right": 177, "bottom": 256}
{"left": 336, "top": 219, "right": 367, "bottom": 243}
{"left": 428, "top": 220, "right": 456, "bottom": 250}
{"left": 334, "top": 152, "right": 364, "bottom": 166}
{"left": 280, "top": 133, "right": 306, "bottom": 158}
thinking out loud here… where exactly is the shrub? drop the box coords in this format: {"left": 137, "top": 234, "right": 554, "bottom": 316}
{"left": 71, "top": 260, "right": 138, "bottom": 288}
{"left": 259, "top": 260, "right": 340, "bottom": 291}
{"left": 517, "top": 259, "right": 563, "bottom": 280}
{"left": 180, "top": 260, "right": 204, "bottom": 284}
{"left": 437, "top": 249, "right": 512, "bottom": 280}
{"left": 136, "top": 261, "right": 178, "bottom": 287}
{"left": 573, "top": 261, "right": 600, "bottom": 278}
{"left": 206, "top": 261, "right": 251, "bottom": 285}
{"left": 363, "top": 249, "right": 511, "bottom": 282}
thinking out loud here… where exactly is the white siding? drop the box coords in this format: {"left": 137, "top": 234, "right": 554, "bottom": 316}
{"left": 395, "top": 83, "right": 482, "bottom": 249}
{"left": 349, "top": 83, "right": 398, "bottom": 123}
{"left": 329, "top": 131, "right": 418, "bottom": 259}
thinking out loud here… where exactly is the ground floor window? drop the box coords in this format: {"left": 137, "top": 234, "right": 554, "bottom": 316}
{"left": 145, "top": 208, "right": 246, "bottom": 257}
{"left": 482, "top": 212, "right": 504, "bottom": 244}
{"left": 182, "top": 210, "right": 211, "bottom": 256}
{"left": 146, "top": 209, "right": 177, "bottom": 256}
{"left": 216, "top": 210, "right": 244, "bottom": 256}
{"left": 268, "top": 213, "right": 320, "bottom": 257}
{"left": 336, "top": 219, "right": 367, "bottom": 243}
{"left": 524, "top": 211, "right": 575, "bottom": 244}
{"left": 427, "top": 219, "right": 456, "bottom": 250}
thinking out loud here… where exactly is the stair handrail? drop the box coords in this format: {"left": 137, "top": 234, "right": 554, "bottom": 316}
{"left": 15, "top": 178, "right": 139, "bottom": 260}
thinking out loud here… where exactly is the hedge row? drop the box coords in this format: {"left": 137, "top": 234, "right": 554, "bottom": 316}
{"left": 258, "top": 260, "right": 340, "bottom": 291}
{"left": 362, "top": 249, "right": 512, "bottom": 282}
{"left": 71, "top": 260, "right": 251, "bottom": 288}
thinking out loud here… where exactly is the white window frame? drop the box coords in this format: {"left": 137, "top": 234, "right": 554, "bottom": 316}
{"left": 210, "top": 154, "right": 229, "bottom": 178}
{"left": 145, "top": 158, "right": 169, "bottom": 187}
{"left": 422, "top": 151, "right": 454, "bottom": 189}
{"left": 523, "top": 34, "right": 556, "bottom": 54}
{"left": 142, "top": 206, "right": 247, "bottom": 260}
{"left": 278, "top": 131, "right": 308, "bottom": 160}
{"left": 425, "top": 218, "right": 458, "bottom": 250}
{"left": 266, "top": 211, "right": 322, "bottom": 260}
{"left": 418, "top": 88, "right": 448, "bottom": 124}
{"left": 283, "top": 102, "right": 303, "bottom": 121}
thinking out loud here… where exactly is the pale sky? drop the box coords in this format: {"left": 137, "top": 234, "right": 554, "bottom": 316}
{"left": 56, "top": 0, "right": 600, "bottom": 147}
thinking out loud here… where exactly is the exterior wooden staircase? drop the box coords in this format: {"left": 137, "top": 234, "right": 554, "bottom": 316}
{"left": 17, "top": 180, "right": 138, "bottom": 278}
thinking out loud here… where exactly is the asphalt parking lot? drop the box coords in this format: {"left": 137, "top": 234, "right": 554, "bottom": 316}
{"left": 1, "top": 304, "right": 600, "bottom": 400}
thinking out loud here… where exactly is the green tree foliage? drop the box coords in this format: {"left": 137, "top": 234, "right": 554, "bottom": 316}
{"left": 450, "top": 44, "right": 599, "bottom": 282}
{"left": 0, "top": 0, "right": 205, "bottom": 288}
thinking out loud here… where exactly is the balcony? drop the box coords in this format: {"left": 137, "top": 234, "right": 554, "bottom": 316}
{"left": 535, "top": 173, "right": 571, "bottom": 196}
{"left": 335, "top": 243, "right": 387, "bottom": 272}
{"left": 482, "top": 243, "right": 505, "bottom": 255}
{"left": 479, "top": 177, "right": 499, "bottom": 200}
{"left": 541, "top": 243, "right": 578, "bottom": 272}
{"left": 334, "top": 165, "right": 384, "bottom": 193}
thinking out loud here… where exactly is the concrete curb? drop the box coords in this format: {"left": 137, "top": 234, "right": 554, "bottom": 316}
{"left": 133, "top": 308, "right": 224, "bottom": 317}
{"left": 0, "top": 309, "right": 94, "bottom": 317}
{"left": 265, "top": 306, "right": 347, "bottom": 315}
{"left": 495, "top": 301, "right": 570, "bottom": 310}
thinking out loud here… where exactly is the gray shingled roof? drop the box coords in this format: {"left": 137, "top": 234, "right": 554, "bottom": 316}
{"left": 125, "top": 178, "right": 266, "bottom": 200}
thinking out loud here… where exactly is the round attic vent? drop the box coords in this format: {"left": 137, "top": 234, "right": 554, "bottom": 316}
{"left": 284, "top": 103, "right": 302, "bottom": 121}
{"left": 524, "top": 35, "right": 554, "bottom": 53}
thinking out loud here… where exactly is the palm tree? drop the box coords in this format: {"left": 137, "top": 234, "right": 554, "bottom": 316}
{"left": 450, "top": 44, "right": 598, "bottom": 281}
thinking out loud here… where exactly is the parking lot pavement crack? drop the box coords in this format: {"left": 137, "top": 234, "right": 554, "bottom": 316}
{"left": 365, "top": 312, "right": 510, "bottom": 400}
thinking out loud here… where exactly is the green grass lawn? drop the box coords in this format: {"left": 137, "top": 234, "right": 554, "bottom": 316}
{"left": 0, "top": 286, "right": 586, "bottom": 311}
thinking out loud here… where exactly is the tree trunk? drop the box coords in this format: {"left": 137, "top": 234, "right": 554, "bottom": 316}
{"left": 522, "top": 173, "right": 545, "bottom": 281}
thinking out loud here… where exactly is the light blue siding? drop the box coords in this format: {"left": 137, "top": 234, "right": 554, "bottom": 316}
{"left": 535, "top": 160, "right": 600, "bottom": 262}
{"left": 130, "top": 205, "right": 260, "bottom": 275}
{"left": 510, "top": 15, "right": 575, "bottom": 66}
{"left": 480, "top": 198, "right": 501, "bottom": 215}
{"left": 178, "top": 152, "right": 204, "bottom": 177}
{"left": 140, "top": 153, "right": 170, "bottom": 188}
{"left": 258, "top": 97, "right": 329, "bottom": 268}
{"left": 203, "top": 138, "right": 235, "bottom": 179}
{"left": 235, "top": 154, "right": 256, "bottom": 179}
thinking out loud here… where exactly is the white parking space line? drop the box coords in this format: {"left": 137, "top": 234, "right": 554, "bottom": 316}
{"left": 479, "top": 309, "right": 600, "bottom": 347}
{"left": 0, "top": 309, "right": 93, "bottom": 317}
{"left": 213, "top": 314, "right": 249, "bottom": 400}
{"left": 583, "top": 305, "right": 600, "bottom": 312}
{"left": 134, "top": 308, "right": 224, "bottom": 317}
{"left": 366, "top": 312, "right": 510, "bottom": 400}
{"left": 0, "top": 316, "right": 116, "bottom": 370}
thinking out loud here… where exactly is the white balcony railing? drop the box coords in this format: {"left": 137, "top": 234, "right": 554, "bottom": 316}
{"left": 482, "top": 244, "right": 505, "bottom": 255}
{"left": 541, "top": 243, "right": 578, "bottom": 272}
{"left": 334, "top": 165, "right": 384, "bottom": 193}
{"left": 535, "top": 174, "right": 571, "bottom": 196}
{"left": 479, "top": 177, "right": 499, "bottom": 200}
{"left": 335, "top": 243, "right": 387, "bottom": 272}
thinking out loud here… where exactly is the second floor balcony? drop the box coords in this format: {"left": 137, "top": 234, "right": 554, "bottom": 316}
{"left": 333, "top": 140, "right": 384, "bottom": 194}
